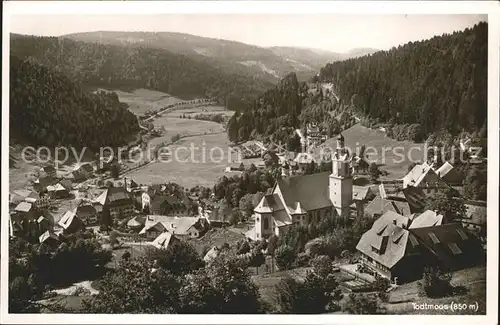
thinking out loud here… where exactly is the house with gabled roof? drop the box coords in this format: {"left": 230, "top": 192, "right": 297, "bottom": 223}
{"left": 364, "top": 195, "right": 412, "bottom": 219}
{"left": 356, "top": 211, "right": 482, "bottom": 283}
{"left": 409, "top": 223, "right": 484, "bottom": 271}
{"left": 433, "top": 161, "right": 464, "bottom": 186}
{"left": 140, "top": 215, "right": 208, "bottom": 239}
{"left": 47, "top": 183, "right": 70, "bottom": 199}
{"left": 58, "top": 209, "right": 84, "bottom": 234}
{"left": 39, "top": 230, "right": 60, "bottom": 246}
{"left": 402, "top": 162, "right": 449, "bottom": 193}
{"left": 40, "top": 165, "right": 57, "bottom": 178}
{"left": 94, "top": 186, "right": 134, "bottom": 220}
{"left": 151, "top": 231, "right": 179, "bottom": 250}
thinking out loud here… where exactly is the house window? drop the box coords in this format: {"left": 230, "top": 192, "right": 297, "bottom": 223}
{"left": 368, "top": 256, "right": 373, "bottom": 263}
{"left": 264, "top": 218, "right": 269, "bottom": 230}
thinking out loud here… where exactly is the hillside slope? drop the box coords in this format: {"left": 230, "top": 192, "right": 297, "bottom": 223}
{"left": 10, "top": 55, "right": 140, "bottom": 150}
{"left": 319, "top": 22, "right": 488, "bottom": 139}
{"left": 10, "top": 34, "right": 273, "bottom": 110}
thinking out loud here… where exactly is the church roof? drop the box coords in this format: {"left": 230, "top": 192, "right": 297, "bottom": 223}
{"left": 276, "top": 171, "right": 333, "bottom": 212}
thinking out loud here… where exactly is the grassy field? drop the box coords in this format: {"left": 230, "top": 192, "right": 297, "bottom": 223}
{"left": 126, "top": 132, "right": 245, "bottom": 188}
{"left": 384, "top": 266, "right": 486, "bottom": 315}
{"left": 148, "top": 117, "right": 225, "bottom": 148}
{"left": 314, "top": 123, "right": 425, "bottom": 180}
{"left": 164, "top": 105, "right": 234, "bottom": 118}
{"left": 101, "top": 88, "right": 186, "bottom": 116}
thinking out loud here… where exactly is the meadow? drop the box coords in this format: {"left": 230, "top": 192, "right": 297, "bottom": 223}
{"left": 100, "top": 88, "right": 186, "bottom": 116}
{"left": 314, "top": 123, "right": 426, "bottom": 180}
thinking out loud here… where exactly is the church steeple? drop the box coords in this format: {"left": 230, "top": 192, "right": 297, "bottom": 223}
{"left": 329, "top": 133, "right": 353, "bottom": 220}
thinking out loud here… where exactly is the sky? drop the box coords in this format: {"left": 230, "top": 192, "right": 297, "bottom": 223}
{"left": 10, "top": 14, "right": 486, "bottom": 52}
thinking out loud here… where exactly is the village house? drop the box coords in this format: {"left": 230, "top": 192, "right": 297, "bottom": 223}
{"left": 36, "top": 210, "right": 55, "bottom": 233}
{"left": 150, "top": 194, "right": 193, "bottom": 216}
{"left": 305, "top": 123, "right": 326, "bottom": 148}
{"left": 70, "top": 162, "right": 95, "bottom": 182}
{"left": 58, "top": 209, "right": 85, "bottom": 235}
{"left": 13, "top": 201, "right": 35, "bottom": 219}
{"left": 47, "top": 183, "right": 70, "bottom": 199}
{"left": 351, "top": 185, "right": 376, "bottom": 218}
{"left": 94, "top": 186, "right": 135, "bottom": 220}
{"left": 151, "top": 231, "right": 180, "bottom": 250}
{"left": 33, "top": 176, "right": 59, "bottom": 193}
{"left": 39, "top": 165, "right": 57, "bottom": 179}
{"left": 74, "top": 200, "right": 99, "bottom": 226}
{"left": 9, "top": 189, "right": 39, "bottom": 208}
{"left": 293, "top": 152, "right": 316, "bottom": 170}
{"left": 39, "top": 230, "right": 60, "bottom": 247}
{"left": 127, "top": 216, "right": 146, "bottom": 231}
{"left": 453, "top": 199, "right": 487, "bottom": 239}
{"left": 140, "top": 215, "right": 208, "bottom": 239}
{"left": 433, "top": 161, "right": 464, "bottom": 186}
{"left": 247, "top": 134, "right": 369, "bottom": 240}
{"left": 402, "top": 161, "right": 449, "bottom": 193}
{"left": 356, "top": 210, "right": 483, "bottom": 283}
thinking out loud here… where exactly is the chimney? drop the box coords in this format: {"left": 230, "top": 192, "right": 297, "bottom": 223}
{"left": 393, "top": 219, "right": 397, "bottom": 225}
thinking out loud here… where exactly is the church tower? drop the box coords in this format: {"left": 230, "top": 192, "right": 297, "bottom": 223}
{"left": 254, "top": 195, "right": 274, "bottom": 240}
{"left": 329, "top": 133, "right": 353, "bottom": 220}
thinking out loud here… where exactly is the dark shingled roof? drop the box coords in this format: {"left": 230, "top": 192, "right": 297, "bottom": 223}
{"left": 409, "top": 223, "right": 483, "bottom": 267}
{"left": 364, "top": 195, "right": 412, "bottom": 217}
{"left": 402, "top": 186, "right": 427, "bottom": 213}
{"left": 276, "top": 171, "right": 332, "bottom": 211}
{"left": 107, "top": 187, "right": 133, "bottom": 205}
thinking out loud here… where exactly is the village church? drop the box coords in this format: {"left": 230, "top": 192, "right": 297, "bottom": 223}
{"left": 247, "top": 134, "right": 365, "bottom": 240}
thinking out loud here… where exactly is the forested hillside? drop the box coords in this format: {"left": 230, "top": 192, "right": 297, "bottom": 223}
{"left": 63, "top": 31, "right": 339, "bottom": 83}
{"left": 318, "top": 22, "right": 487, "bottom": 140}
{"left": 10, "top": 55, "right": 140, "bottom": 150}
{"left": 10, "top": 34, "right": 272, "bottom": 109}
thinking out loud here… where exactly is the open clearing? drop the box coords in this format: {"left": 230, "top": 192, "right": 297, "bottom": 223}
{"left": 126, "top": 133, "right": 252, "bottom": 188}
{"left": 100, "top": 88, "right": 186, "bottom": 116}
{"left": 148, "top": 117, "right": 225, "bottom": 148}
{"left": 315, "top": 123, "right": 425, "bottom": 180}
{"left": 164, "top": 105, "right": 234, "bottom": 118}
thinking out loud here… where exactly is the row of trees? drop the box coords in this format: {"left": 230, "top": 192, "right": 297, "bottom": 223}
{"left": 10, "top": 56, "right": 140, "bottom": 150}
{"left": 319, "top": 22, "right": 487, "bottom": 139}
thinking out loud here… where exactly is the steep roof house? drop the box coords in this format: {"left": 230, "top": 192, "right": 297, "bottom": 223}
{"left": 356, "top": 211, "right": 482, "bottom": 283}
{"left": 39, "top": 230, "right": 60, "bottom": 246}
{"left": 94, "top": 187, "right": 134, "bottom": 220}
{"left": 410, "top": 223, "right": 485, "bottom": 271}
{"left": 402, "top": 162, "right": 449, "bottom": 192}
{"left": 47, "top": 183, "right": 70, "bottom": 199}
{"left": 140, "top": 215, "right": 208, "bottom": 239}
{"left": 151, "top": 231, "right": 180, "bottom": 250}
{"left": 364, "top": 195, "right": 412, "bottom": 219}
{"left": 58, "top": 209, "right": 84, "bottom": 234}
{"left": 434, "top": 161, "right": 464, "bottom": 186}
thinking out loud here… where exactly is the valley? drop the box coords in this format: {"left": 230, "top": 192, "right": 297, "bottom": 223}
{"left": 7, "top": 16, "right": 489, "bottom": 318}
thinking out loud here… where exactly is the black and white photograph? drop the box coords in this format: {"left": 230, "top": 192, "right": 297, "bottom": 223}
{"left": 2, "top": 1, "right": 499, "bottom": 324}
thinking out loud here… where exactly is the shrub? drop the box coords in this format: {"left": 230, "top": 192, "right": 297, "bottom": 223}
{"left": 310, "top": 255, "right": 333, "bottom": 278}
{"left": 295, "top": 252, "right": 310, "bottom": 267}
{"left": 275, "top": 245, "right": 296, "bottom": 270}
{"left": 422, "top": 267, "right": 453, "bottom": 298}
